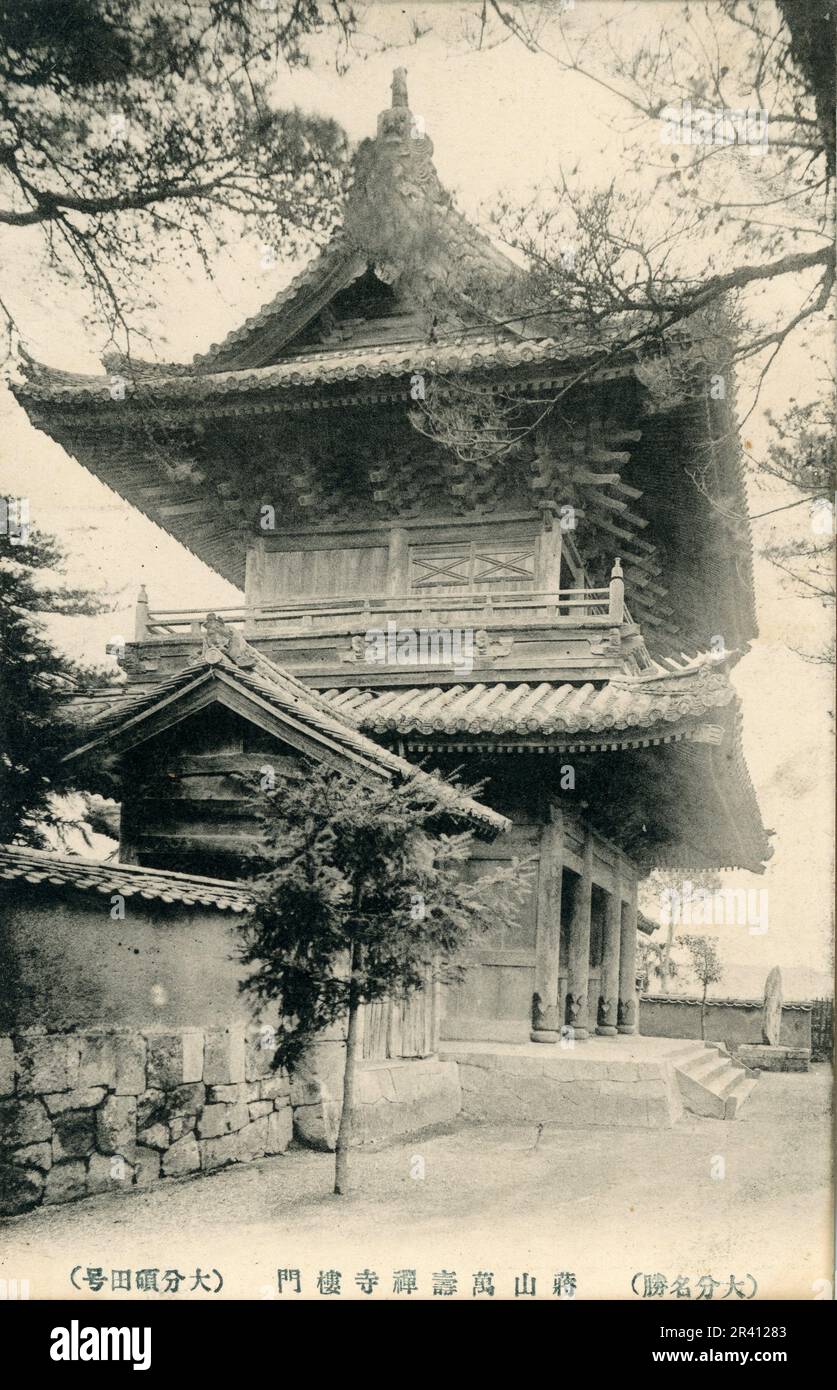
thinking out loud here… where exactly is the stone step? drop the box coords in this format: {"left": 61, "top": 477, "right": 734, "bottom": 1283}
{"left": 716, "top": 1064, "right": 750, "bottom": 1097}
{"left": 722, "top": 1072, "right": 759, "bottom": 1119}
{"left": 673, "top": 1046, "right": 759, "bottom": 1120}
{"left": 682, "top": 1054, "right": 730, "bottom": 1088}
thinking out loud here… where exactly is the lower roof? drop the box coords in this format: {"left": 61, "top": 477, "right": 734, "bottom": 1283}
{"left": 59, "top": 642, "right": 770, "bottom": 873}
{"left": 0, "top": 845, "right": 253, "bottom": 913}
{"left": 319, "top": 668, "right": 770, "bottom": 875}
{"left": 321, "top": 660, "right": 737, "bottom": 745}
{"left": 64, "top": 630, "right": 510, "bottom": 837}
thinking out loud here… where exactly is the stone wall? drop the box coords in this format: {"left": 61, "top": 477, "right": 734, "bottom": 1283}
{"left": 0, "top": 1025, "right": 291, "bottom": 1216}
{"left": 639, "top": 995, "right": 813, "bottom": 1050}
{"left": 0, "top": 886, "right": 252, "bottom": 1033}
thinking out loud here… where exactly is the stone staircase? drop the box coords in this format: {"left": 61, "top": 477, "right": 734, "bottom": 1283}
{"left": 670, "top": 1040, "right": 759, "bottom": 1119}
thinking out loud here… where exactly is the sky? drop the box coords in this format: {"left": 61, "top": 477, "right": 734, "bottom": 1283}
{"left": 0, "top": 1, "right": 833, "bottom": 995}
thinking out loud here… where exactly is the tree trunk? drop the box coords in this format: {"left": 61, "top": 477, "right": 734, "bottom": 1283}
{"left": 700, "top": 982, "right": 708, "bottom": 1041}
{"left": 334, "top": 955, "right": 362, "bottom": 1197}
{"left": 661, "top": 921, "right": 674, "bottom": 993}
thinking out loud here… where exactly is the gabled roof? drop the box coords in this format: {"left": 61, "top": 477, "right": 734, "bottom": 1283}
{"left": 64, "top": 618, "right": 509, "bottom": 838}
{"left": 189, "top": 67, "right": 522, "bottom": 372}
{"left": 13, "top": 68, "right": 526, "bottom": 406}
{"left": 0, "top": 845, "right": 254, "bottom": 912}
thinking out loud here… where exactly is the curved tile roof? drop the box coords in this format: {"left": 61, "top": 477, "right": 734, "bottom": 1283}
{"left": 13, "top": 331, "right": 616, "bottom": 404}
{"left": 322, "top": 663, "right": 737, "bottom": 739}
{"left": 0, "top": 845, "right": 253, "bottom": 912}
{"left": 67, "top": 625, "right": 510, "bottom": 836}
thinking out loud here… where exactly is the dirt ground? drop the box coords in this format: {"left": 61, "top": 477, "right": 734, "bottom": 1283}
{"left": 1, "top": 1066, "right": 832, "bottom": 1301}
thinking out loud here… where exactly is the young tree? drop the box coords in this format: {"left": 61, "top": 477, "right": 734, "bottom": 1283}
{"left": 637, "top": 938, "right": 678, "bottom": 995}
{"left": 0, "top": 0, "right": 356, "bottom": 349}
{"left": 237, "top": 761, "right": 530, "bottom": 1196}
{"left": 647, "top": 868, "right": 722, "bottom": 994}
{"left": 681, "top": 934, "right": 724, "bottom": 1039}
{"left": 0, "top": 519, "right": 109, "bottom": 844}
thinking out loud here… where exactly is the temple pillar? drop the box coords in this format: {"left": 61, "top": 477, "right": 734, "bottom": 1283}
{"left": 597, "top": 862, "right": 621, "bottom": 1036}
{"left": 618, "top": 874, "right": 639, "bottom": 1034}
{"left": 531, "top": 806, "right": 563, "bottom": 1043}
{"left": 565, "top": 828, "right": 593, "bottom": 1040}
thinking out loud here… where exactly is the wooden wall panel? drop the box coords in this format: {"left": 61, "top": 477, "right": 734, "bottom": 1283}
{"left": 259, "top": 545, "right": 389, "bottom": 601}
{"left": 361, "top": 982, "right": 436, "bottom": 1061}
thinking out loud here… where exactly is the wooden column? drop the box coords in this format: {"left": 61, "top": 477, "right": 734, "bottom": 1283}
{"left": 597, "top": 860, "right": 621, "bottom": 1036}
{"left": 536, "top": 509, "right": 562, "bottom": 593}
{"left": 565, "top": 828, "right": 593, "bottom": 1040}
{"left": 618, "top": 874, "right": 639, "bottom": 1034}
{"left": 531, "top": 806, "right": 563, "bottom": 1043}
{"left": 387, "top": 526, "right": 409, "bottom": 594}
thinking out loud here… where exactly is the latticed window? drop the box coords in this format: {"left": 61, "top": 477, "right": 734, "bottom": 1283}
{"left": 409, "top": 541, "right": 536, "bottom": 593}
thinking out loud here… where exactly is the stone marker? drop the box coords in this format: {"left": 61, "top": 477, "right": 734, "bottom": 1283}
{"left": 762, "top": 966, "right": 783, "bottom": 1046}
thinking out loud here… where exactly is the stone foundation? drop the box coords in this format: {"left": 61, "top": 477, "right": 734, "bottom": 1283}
{"left": 0, "top": 1026, "right": 292, "bottom": 1216}
{"left": 352, "top": 1059, "right": 461, "bottom": 1144}
{"left": 734, "top": 1043, "right": 811, "bottom": 1073}
{"left": 291, "top": 1036, "right": 460, "bottom": 1149}
{"left": 441, "top": 1037, "right": 690, "bottom": 1129}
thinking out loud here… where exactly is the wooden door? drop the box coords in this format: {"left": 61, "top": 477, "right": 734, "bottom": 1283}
{"left": 441, "top": 824, "right": 539, "bottom": 1042}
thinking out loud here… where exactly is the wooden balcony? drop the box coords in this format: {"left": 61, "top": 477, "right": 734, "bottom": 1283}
{"left": 137, "top": 562, "right": 628, "bottom": 638}
{"left": 128, "top": 561, "right": 647, "bottom": 685}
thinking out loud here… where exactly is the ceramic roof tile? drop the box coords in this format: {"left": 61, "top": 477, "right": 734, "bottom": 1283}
{"left": 319, "top": 663, "right": 737, "bottom": 739}
{"left": 13, "top": 334, "right": 617, "bottom": 405}
{"left": 0, "top": 846, "right": 254, "bottom": 912}
{"left": 68, "top": 627, "right": 509, "bottom": 836}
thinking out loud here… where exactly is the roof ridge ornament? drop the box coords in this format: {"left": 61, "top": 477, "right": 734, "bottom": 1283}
{"left": 376, "top": 66, "right": 427, "bottom": 146}
{"left": 201, "top": 612, "right": 256, "bottom": 668}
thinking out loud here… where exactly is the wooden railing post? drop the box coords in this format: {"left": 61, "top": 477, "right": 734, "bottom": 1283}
{"left": 609, "top": 558, "right": 624, "bottom": 625}
{"left": 134, "top": 584, "right": 149, "bottom": 641}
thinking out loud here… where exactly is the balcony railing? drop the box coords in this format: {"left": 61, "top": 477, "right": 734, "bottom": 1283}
{"left": 134, "top": 560, "right": 630, "bottom": 641}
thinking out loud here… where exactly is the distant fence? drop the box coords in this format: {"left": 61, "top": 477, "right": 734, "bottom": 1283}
{"left": 810, "top": 998, "right": 834, "bottom": 1063}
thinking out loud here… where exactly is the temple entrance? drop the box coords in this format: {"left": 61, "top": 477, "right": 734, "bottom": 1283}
{"left": 440, "top": 823, "right": 539, "bottom": 1042}
{"left": 441, "top": 810, "right": 639, "bottom": 1045}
